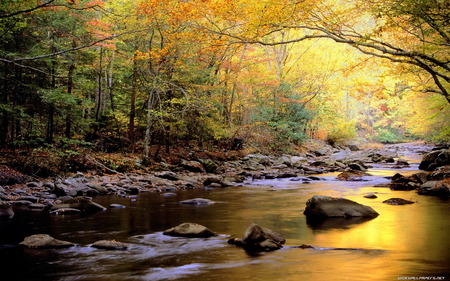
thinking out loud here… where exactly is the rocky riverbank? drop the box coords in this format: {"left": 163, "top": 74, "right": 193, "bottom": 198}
{"left": 0, "top": 140, "right": 449, "bottom": 218}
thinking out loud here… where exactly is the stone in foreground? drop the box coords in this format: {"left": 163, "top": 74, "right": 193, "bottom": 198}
{"left": 163, "top": 223, "right": 217, "bottom": 238}
{"left": 303, "top": 195, "right": 379, "bottom": 217}
{"left": 19, "top": 234, "right": 75, "bottom": 249}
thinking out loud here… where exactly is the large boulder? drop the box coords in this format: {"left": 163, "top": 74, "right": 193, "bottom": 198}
{"left": 50, "top": 196, "right": 106, "bottom": 213}
{"left": 303, "top": 195, "right": 379, "bottom": 218}
{"left": 419, "top": 149, "right": 450, "bottom": 171}
{"left": 163, "top": 223, "right": 216, "bottom": 238}
{"left": 418, "top": 180, "right": 450, "bottom": 196}
{"left": 19, "top": 234, "right": 74, "bottom": 248}
{"left": 227, "top": 223, "right": 285, "bottom": 251}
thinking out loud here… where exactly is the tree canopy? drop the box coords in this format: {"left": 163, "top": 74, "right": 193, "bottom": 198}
{"left": 0, "top": 0, "right": 448, "bottom": 163}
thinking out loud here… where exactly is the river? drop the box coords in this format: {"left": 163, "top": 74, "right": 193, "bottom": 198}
{"left": 1, "top": 144, "right": 449, "bottom": 281}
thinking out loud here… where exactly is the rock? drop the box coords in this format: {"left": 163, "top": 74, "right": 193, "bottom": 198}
{"left": 199, "top": 159, "right": 218, "bottom": 173}
{"left": 51, "top": 196, "right": 106, "bottom": 213}
{"left": 15, "top": 196, "right": 39, "bottom": 203}
{"left": 389, "top": 173, "right": 421, "bottom": 190}
{"left": 0, "top": 199, "right": 14, "bottom": 218}
{"left": 161, "top": 192, "right": 177, "bottom": 197}
{"left": 418, "top": 181, "right": 450, "bottom": 196}
{"left": 275, "top": 156, "right": 292, "bottom": 167}
{"left": 396, "top": 158, "right": 410, "bottom": 166}
{"left": 382, "top": 198, "right": 415, "bottom": 205}
{"left": 428, "top": 165, "right": 450, "bottom": 181}
{"left": 203, "top": 176, "right": 233, "bottom": 187}
{"left": 348, "top": 163, "right": 367, "bottom": 172}
{"left": 155, "top": 171, "right": 179, "bottom": 181}
{"left": 303, "top": 195, "right": 379, "bottom": 217}
{"left": 91, "top": 240, "right": 128, "bottom": 250}
{"left": 49, "top": 208, "right": 82, "bottom": 215}
{"left": 109, "top": 204, "right": 126, "bottom": 208}
{"left": 28, "top": 203, "right": 47, "bottom": 210}
{"left": 337, "top": 170, "right": 371, "bottom": 181}
{"left": 179, "top": 198, "right": 215, "bottom": 205}
{"left": 163, "top": 223, "right": 216, "bottom": 238}
{"left": 364, "top": 193, "right": 378, "bottom": 199}
{"left": 180, "top": 160, "right": 205, "bottom": 173}
{"left": 245, "top": 155, "right": 271, "bottom": 166}
{"left": 87, "top": 184, "right": 109, "bottom": 194}
{"left": 227, "top": 223, "right": 285, "bottom": 251}
{"left": 19, "top": 234, "right": 74, "bottom": 248}
{"left": 419, "top": 149, "right": 450, "bottom": 171}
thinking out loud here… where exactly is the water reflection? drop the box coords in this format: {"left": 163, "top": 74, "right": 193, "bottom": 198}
{"left": 306, "top": 216, "right": 377, "bottom": 230}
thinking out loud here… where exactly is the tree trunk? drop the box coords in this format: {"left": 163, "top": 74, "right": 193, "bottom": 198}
{"left": 129, "top": 49, "right": 138, "bottom": 151}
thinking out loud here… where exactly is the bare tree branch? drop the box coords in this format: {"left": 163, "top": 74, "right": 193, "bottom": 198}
{"left": 0, "top": 1, "right": 55, "bottom": 19}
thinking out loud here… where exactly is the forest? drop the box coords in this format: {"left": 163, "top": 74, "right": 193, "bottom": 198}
{"left": 0, "top": 0, "right": 449, "bottom": 176}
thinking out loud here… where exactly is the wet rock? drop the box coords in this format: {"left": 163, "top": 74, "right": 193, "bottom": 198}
{"left": 11, "top": 200, "right": 33, "bottom": 206}
{"left": 109, "top": 204, "right": 126, "bottom": 208}
{"left": 227, "top": 223, "right": 285, "bottom": 251}
{"left": 382, "top": 198, "right": 415, "bottom": 205}
{"left": 428, "top": 165, "right": 450, "bottom": 181}
{"left": 28, "top": 203, "right": 46, "bottom": 211}
{"left": 161, "top": 192, "right": 177, "bottom": 197}
{"left": 389, "top": 173, "right": 421, "bottom": 190}
{"left": 364, "top": 193, "right": 378, "bottom": 199}
{"left": 163, "top": 222, "right": 216, "bottom": 238}
{"left": 15, "top": 196, "right": 39, "bottom": 203}
{"left": 51, "top": 196, "right": 106, "bottom": 213}
{"left": 303, "top": 195, "right": 379, "bottom": 218}
{"left": 396, "top": 158, "right": 410, "bottom": 166}
{"left": 418, "top": 180, "right": 450, "bottom": 196}
{"left": 49, "top": 208, "right": 82, "bottom": 215}
{"left": 337, "top": 170, "right": 371, "bottom": 181}
{"left": 0, "top": 199, "right": 14, "bottom": 218}
{"left": 19, "top": 234, "right": 74, "bottom": 248}
{"left": 203, "top": 176, "right": 233, "bottom": 187}
{"left": 419, "top": 149, "right": 450, "bottom": 171}
{"left": 179, "top": 198, "right": 215, "bottom": 205}
{"left": 91, "top": 240, "right": 128, "bottom": 250}
{"left": 348, "top": 163, "right": 367, "bottom": 172}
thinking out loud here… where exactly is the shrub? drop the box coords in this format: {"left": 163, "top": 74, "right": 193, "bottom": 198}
{"left": 326, "top": 122, "right": 357, "bottom": 145}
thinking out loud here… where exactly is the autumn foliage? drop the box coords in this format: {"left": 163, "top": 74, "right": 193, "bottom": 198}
{"left": 0, "top": 0, "right": 448, "bottom": 173}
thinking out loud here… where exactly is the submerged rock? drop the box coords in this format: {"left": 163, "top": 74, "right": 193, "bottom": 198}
{"left": 19, "top": 234, "right": 74, "bottom": 248}
{"left": 382, "top": 198, "right": 415, "bottom": 205}
{"left": 179, "top": 198, "right": 215, "bottom": 205}
{"left": 303, "top": 195, "right": 379, "bottom": 218}
{"left": 51, "top": 196, "right": 106, "bottom": 213}
{"left": 49, "top": 208, "right": 82, "bottom": 215}
{"left": 91, "top": 240, "right": 128, "bottom": 250}
{"left": 227, "top": 223, "right": 285, "bottom": 251}
{"left": 163, "top": 222, "right": 216, "bottom": 238}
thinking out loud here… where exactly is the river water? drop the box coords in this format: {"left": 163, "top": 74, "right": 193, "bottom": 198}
{"left": 1, "top": 144, "right": 449, "bottom": 281}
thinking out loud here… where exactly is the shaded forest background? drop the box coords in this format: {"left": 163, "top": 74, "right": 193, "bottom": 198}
{"left": 0, "top": 0, "right": 449, "bottom": 177}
